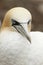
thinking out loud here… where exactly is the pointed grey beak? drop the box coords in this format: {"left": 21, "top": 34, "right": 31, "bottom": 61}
{"left": 11, "top": 19, "right": 31, "bottom": 43}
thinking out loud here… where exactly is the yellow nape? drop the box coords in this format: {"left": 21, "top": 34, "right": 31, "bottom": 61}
{"left": 1, "top": 10, "right": 12, "bottom": 30}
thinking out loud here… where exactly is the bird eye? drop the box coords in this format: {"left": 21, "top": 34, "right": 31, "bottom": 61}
{"left": 28, "top": 20, "right": 31, "bottom": 24}
{"left": 11, "top": 19, "right": 20, "bottom": 26}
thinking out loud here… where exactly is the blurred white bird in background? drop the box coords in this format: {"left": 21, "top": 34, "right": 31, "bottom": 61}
{"left": 0, "top": 7, "right": 43, "bottom": 65}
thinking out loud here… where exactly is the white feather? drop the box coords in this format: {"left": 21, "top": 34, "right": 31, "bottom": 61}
{"left": 0, "top": 31, "right": 43, "bottom": 65}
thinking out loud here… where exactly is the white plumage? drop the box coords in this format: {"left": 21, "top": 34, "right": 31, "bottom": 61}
{"left": 0, "top": 7, "right": 43, "bottom": 65}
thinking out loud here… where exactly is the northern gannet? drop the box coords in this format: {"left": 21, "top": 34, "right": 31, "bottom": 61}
{"left": 0, "top": 7, "right": 43, "bottom": 65}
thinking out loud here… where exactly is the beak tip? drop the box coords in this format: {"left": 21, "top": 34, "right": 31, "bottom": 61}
{"left": 26, "top": 35, "right": 31, "bottom": 44}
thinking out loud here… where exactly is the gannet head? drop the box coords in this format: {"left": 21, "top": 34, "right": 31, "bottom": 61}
{"left": 1, "top": 7, "right": 32, "bottom": 43}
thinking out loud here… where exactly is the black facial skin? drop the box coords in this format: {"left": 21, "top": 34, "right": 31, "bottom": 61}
{"left": 11, "top": 19, "right": 20, "bottom": 26}
{"left": 28, "top": 20, "right": 31, "bottom": 24}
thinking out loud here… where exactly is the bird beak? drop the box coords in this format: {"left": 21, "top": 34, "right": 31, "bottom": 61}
{"left": 11, "top": 19, "right": 31, "bottom": 43}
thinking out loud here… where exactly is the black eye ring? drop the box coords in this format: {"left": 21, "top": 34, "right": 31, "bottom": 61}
{"left": 28, "top": 20, "right": 31, "bottom": 24}
{"left": 11, "top": 19, "right": 20, "bottom": 26}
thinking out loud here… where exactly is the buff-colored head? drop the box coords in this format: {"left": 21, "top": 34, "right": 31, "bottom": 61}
{"left": 1, "top": 7, "right": 32, "bottom": 43}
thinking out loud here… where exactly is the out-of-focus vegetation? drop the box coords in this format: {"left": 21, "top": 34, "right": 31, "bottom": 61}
{"left": 0, "top": 0, "right": 43, "bottom": 31}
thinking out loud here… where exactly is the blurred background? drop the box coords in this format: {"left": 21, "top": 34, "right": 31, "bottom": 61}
{"left": 0, "top": 0, "right": 43, "bottom": 31}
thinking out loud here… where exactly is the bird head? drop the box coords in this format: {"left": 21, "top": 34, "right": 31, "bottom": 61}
{"left": 1, "top": 7, "right": 32, "bottom": 43}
